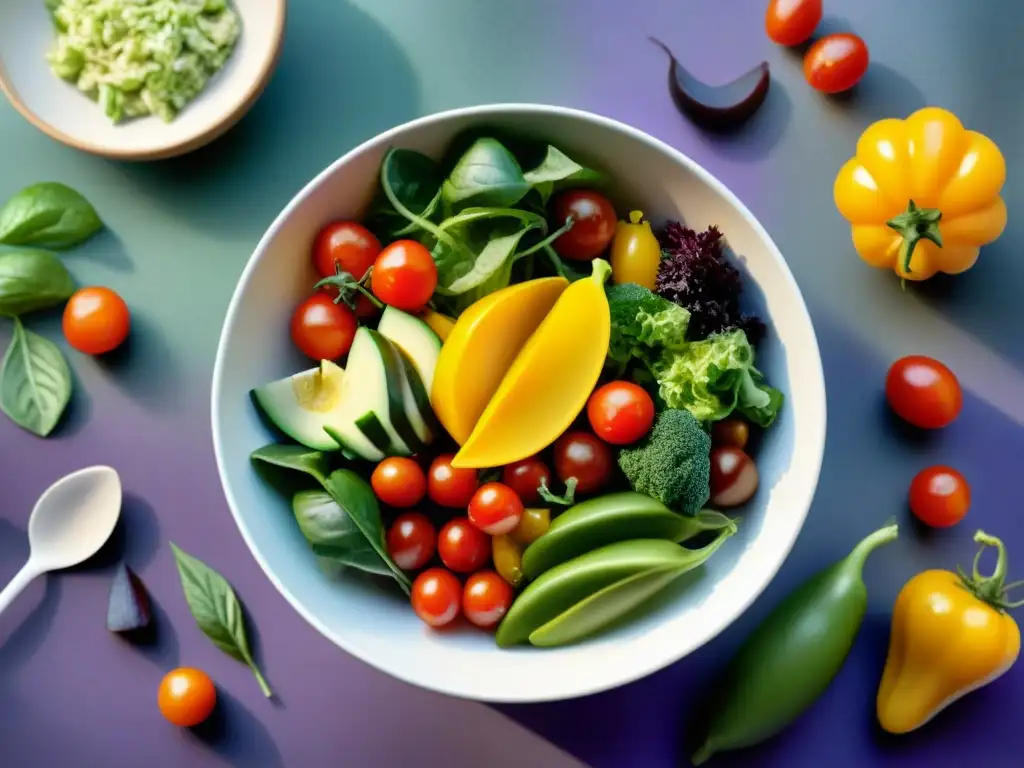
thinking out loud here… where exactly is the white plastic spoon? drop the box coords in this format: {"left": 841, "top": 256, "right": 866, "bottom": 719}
{"left": 0, "top": 466, "right": 122, "bottom": 616}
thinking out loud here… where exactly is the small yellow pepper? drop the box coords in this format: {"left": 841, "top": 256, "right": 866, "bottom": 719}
{"left": 877, "top": 530, "right": 1022, "bottom": 734}
{"left": 510, "top": 508, "right": 551, "bottom": 548}
{"left": 492, "top": 534, "right": 524, "bottom": 587}
{"left": 610, "top": 210, "right": 661, "bottom": 289}
{"left": 834, "top": 107, "right": 1007, "bottom": 281}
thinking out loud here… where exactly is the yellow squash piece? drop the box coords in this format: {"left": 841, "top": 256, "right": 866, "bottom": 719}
{"left": 419, "top": 308, "right": 456, "bottom": 342}
{"left": 452, "top": 261, "right": 612, "bottom": 469}
{"left": 431, "top": 277, "right": 568, "bottom": 445}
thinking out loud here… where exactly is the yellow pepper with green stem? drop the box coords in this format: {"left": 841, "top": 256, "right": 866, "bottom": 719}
{"left": 834, "top": 107, "right": 1007, "bottom": 281}
{"left": 877, "top": 530, "right": 1022, "bottom": 734}
{"left": 610, "top": 210, "right": 661, "bottom": 289}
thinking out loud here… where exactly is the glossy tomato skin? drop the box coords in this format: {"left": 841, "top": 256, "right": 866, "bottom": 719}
{"left": 804, "top": 33, "right": 869, "bottom": 94}
{"left": 313, "top": 221, "right": 381, "bottom": 280}
{"left": 371, "top": 457, "right": 427, "bottom": 508}
{"left": 437, "top": 518, "right": 491, "bottom": 573}
{"left": 766, "top": 0, "right": 822, "bottom": 46}
{"left": 501, "top": 457, "right": 552, "bottom": 505}
{"left": 158, "top": 667, "right": 217, "bottom": 727}
{"left": 551, "top": 190, "right": 617, "bottom": 261}
{"left": 62, "top": 286, "right": 131, "bottom": 355}
{"left": 463, "top": 570, "right": 514, "bottom": 629}
{"left": 554, "top": 432, "right": 614, "bottom": 495}
{"left": 587, "top": 381, "right": 656, "bottom": 445}
{"left": 387, "top": 512, "right": 437, "bottom": 571}
{"left": 468, "top": 483, "right": 525, "bottom": 536}
{"left": 885, "top": 355, "right": 962, "bottom": 429}
{"left": 411, "top": 568, "right": 462, "bottom": 627}
{"left": 371, "top": 240, "right": 438, "bottom": 312}
{"left": 290, "top": 293, "right": 357, "bottom": 361}
{"left": 909, "top": 466, "right": 970, "bottom": 528}
{"left": 427, "top": 455, "right": 479, "bottom": 508}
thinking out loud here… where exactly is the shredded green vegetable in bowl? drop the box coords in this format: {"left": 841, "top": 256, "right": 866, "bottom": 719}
{"left": 45, "top": 0, "right": 242, "bottom": 124}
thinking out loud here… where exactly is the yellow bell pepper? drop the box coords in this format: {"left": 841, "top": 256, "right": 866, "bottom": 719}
{"left": 877, "top": 530, "right": 1022, "bottom": 734}
{"left": 834, "top": 107, "right": 1007, "bottom": 281}
{"left": 492, "top": 534, "right": 525, "bottom": 587}
{"left": 610, "top": 210, "right": 661, "bottom": 289}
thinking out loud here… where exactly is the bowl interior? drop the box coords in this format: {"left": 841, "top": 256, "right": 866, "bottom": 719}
{"left": 0, "top": 0, "right": 284, "bottom": 158}
{"left": 212, "top": 106, "right": 826, "bottom": 702}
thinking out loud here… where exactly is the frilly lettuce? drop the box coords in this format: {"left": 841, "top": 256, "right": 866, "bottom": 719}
{"left": 607, "top": 283, "right": 690, "bottom": 368}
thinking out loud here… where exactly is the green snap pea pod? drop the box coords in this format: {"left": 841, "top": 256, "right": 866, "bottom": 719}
{"left": 497, "top": 531, "right": 735, "bottom": 648}
{"left": 522, "top": 491, "right": 736, "bottom": 580}
{"left": 691, "top": 520, "right": 899, "bottom": 765}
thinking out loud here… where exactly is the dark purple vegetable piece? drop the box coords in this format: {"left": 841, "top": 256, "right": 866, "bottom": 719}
{"left": 107, "top": 563, "right": 151, "bottom": 633}
{"left": 649, "top": 38, "right": 769, "bottom": 131}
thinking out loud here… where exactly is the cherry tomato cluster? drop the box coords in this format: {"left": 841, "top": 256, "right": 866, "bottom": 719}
{"left": 765, "top": 0, "right": 869, "bottom": 95}
{"left": 885, "top": 355, "right": 970, "bottom": 528}
{"left": 374, "top": 381, "right": 660, "bottom": 631}
{"left": 290, "top": 221, "right": 439, "bottom": 362}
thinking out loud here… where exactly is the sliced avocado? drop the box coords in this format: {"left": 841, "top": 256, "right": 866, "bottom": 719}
{"left": 377, "top": 306, "right": 442, "bottom": 396}
{"left": 363, "top": 329, "right": 429, "bottom": 454}
{"left": 250, "top": 361, "right": 348, "bottom": 452}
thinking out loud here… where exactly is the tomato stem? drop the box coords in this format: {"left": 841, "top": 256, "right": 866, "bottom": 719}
{"left": 958, "top": 530, "right": 1023, "bottom": 611}
{"left": 887, "top": 199, "right": 943, "bottom": 275}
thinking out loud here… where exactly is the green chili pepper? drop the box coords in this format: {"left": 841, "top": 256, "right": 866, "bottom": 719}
{"left": 691, "top": 520, "right": 899, "bottom": 765}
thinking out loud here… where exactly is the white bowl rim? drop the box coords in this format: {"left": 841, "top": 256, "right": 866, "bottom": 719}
{"left": 211, "top": 103, "right": 827, "bottom": 702}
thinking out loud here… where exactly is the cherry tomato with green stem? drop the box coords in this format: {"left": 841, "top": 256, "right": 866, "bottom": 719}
{"left": 885, "top": 355, "right": 962, "bottom": 429}
{"left": 371, "top": 240, "right": 438, "bottom": 311}
{"left": 502, "top": 457, "right": 552, "bottom": 505}
{"left": 427, "top": 455, "right": 479, "bottom": 508}
{"left": 766, "top": 0, "right": 822, "bottom": 47}
{"left": 386, "top": 512, "right": 436, "bottom": 571}
{"left": 463, "top": 570, "right": 514, "bottom": 629}
{"left": 158, "top": 667, "right": 217, "bottom": 727}
{"left": 313, "top": 221, "right": 381, "bottom": 281}
{"left": 411, "top": 568, "right": 462, "bottom": 627}
{"left": 290, "top": 293, "right": 357, "bottom": 361}
{"left": 372, "top": 457, "right": 427, "bottom": 508}
{"left": 587, "top": 381, "right": 656, "bottom": 445}
{"left": 468, "top": 483, "right": 524, "bottom": 536}
{"left": 804, "top": 33, "right": 869, "bottom": 94}
{"left": 554, "top": 432, "right": 614, "bottom": 495}
{"left": 551, "top": 189, "right": 618, "bottom": 260}
{"left": 909, "top": 466, "right": 970, "bottom": 528}
{"left": 437, "top": 518, "right": 491, "bottom": 573}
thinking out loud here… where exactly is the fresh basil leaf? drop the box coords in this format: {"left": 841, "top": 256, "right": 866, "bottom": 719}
{"left": 250, "top": 443, "right": 329, "bottom": 485}
{"left": 0, "top": 317, "right": 71, "bottom": 437}
{"left": 292, "top": 490, "right": 393, "bottom": 577}
{"left": 169, "top": 542, "right": 272, "bottom": 698}
{"left": 438, "top": 228, "right": 537, "bottom": 297}
{"left": 442, "top": 138, "right": 531, "bottom": 211}
{"left": 0, "top": 249, "right": 76, "bottom": 316}
{"left": 0, "top": 182, "right": 103, "bottom": 250}
{"left": 321, "top": 469, "right": 412, "bottom": 593}
{"left": 524, "top": 145, "right": 604, "bottom": 189}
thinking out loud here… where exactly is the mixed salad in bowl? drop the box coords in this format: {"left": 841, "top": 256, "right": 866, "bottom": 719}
{"left": 248, "top": 131, "right": 782, "bottom": 648}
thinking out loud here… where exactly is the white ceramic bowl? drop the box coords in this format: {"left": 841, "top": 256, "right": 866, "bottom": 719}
{"left": 0, "top": 1, "right": 285, "bottom": 160}
{"left": 212, "top": 105, "right": 827, "bottom": 703}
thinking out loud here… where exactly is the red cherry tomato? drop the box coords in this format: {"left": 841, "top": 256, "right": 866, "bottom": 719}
{"left": 709, "top": 447, "right": 760, "bottom": 508}
{"left": 290, "top": 293, "right": 357, "bottom": 361}
{"left": 468, "top": 483, "right": 524, "bottom": 536}
{"left": 158, "top": 667, "right": 217, "bottom": 727}
{"left": 909, "top": 466, "right": 970, "bottom": 528}
{"left": 551, "top": 189, "right": 617, "bottom": 261}
{"left": 553, "top": 432, "right": 614, "bottom": 495}
{"left": 462, "top": 570, "right": 514, "bottom": 629}
{"left": 386, "top": 512, "right": 437, "bottom": 571}
{"left": 587, "top": 381, "right": 656, "bottom": 445}
{"left": 372, "top": 457, "right": 427, "bottom": 508}
{"left": 411, "top": 568, "right": 462, "bottom": 627}
{"left": 312, "top": 221, "right": 381, "bottom": 280}
{"left": 427, "top": 455, "right": 479, "bottom": 508}
{"left": 353, "top": 293, "right": 380, "bottom": 320}
{"left": 437, "top": 518, "right": 491, "bottom": 573}
{"left": 371, "top": 240, "right": 438, "bottom": 312}
{"left": 62, "top": 286, "right": 131, "bottom": 355}
{"left": 885, "top": 355, "right": 962, "bottom": 429}
{"left": 765, "top": 0, "right": 822, "bottom": 47}
{"left": 804, "top": 33, "right": 869, "bottom": 94}
{"left": 501, "top": 458, "right": 552, "bottom": 505}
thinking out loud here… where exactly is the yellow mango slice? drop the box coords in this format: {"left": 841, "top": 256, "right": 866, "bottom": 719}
{"left": 431, "top": 277, "right": 568, "bottom": 445}
{"left": 452, "top": 261, "right": 611, "bottom": 469}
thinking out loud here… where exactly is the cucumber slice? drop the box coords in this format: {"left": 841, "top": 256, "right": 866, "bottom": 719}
{"left": 250, "top": 361, "right": 346, "bottom": 452}
{"left": 377, "top": 306, "right": 442, "bottom": 396}
{"left": 394, "top": 346, "right": 443, "bottom": 438}
{"left": 364, "top": 329, "right": 429, "bottom": 454}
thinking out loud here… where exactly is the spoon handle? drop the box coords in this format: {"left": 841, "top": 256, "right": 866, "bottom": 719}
{"left": 0, "top": 563, "right": 41, "bottom": 617}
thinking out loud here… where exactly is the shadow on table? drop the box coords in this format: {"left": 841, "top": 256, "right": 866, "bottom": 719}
{"left": 110, "top": 0, "right": 422, "bottom": 245}
{"left": 187, "top": 687, "right": 284, "bottom": 767}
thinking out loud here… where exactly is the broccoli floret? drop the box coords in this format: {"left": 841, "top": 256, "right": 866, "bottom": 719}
{"left": 606, "top": 282, "right": 690, "bottom": 368}
{"left": 617, "top": 408, "right": 711, "bottom": 516}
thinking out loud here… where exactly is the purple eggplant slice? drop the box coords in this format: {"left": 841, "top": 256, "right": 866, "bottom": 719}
{"left": 650, "top": 38, "right": 770, "bottom": 131}
{"left": 107, "top": 563, "right": 151, "bottom": 633}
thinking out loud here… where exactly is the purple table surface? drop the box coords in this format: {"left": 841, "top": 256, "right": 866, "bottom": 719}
{"left": 2, "top": 0, "right": 1023, "bottom": 766}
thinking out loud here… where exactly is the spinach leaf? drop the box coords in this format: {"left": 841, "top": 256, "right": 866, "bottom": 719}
{"left": 0, "top": 182, "right": 103, "bottom": 250}
{"left": 169, "top": 542, "right": 272, "bottom": 697}
{"left": 442, "top": 138, "right": 532, "bottom": 211}
{"left": 365, "top": 149, "right": 444, "bottom": 242}
{"left": 523, "top": 146, "right": 604, "bottom": 205}
{"left": 0, "top": 317, "right": 71, "bottom": 437}
{"left": 321, "top": 469, "right": 412, "bottom": 593}
{"left": 438, "top": 227, "right": 537, "bottom": 298}
{"left": 250, "top": 443, "right": 329, "bottom": 485}
{"left": 292, "top": 490, "right": 393, "bottom": 577}
{"left": 0, "top": 249, "right": 76, "bottom": 316}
